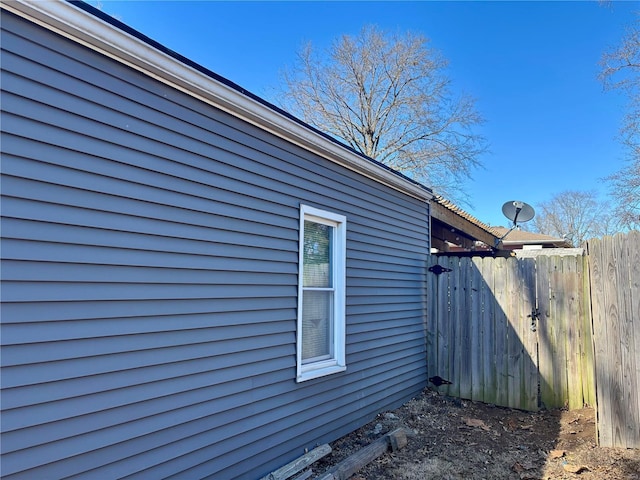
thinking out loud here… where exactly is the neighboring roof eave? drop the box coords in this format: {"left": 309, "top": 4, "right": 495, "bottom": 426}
{"left": 501, "top": 239, "right": 569, "bottom": 247}
{"left": 2, "top": 0, "right": 433, "bottom": 202}
{"left": 492, "top": 227, "right": 570, "bottom": 248}
{"left": 430, "top": 195, "right": 500, "bottom": 249}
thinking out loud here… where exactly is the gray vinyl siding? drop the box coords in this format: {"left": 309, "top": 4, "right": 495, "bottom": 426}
{"left": 0, "top": 11, "right": 429, "bottom": 480}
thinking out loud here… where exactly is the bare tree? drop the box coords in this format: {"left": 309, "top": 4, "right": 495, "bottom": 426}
{"left": 532, "top": 190, "right": 616, "bottom": 247}
{"left": 278, "top": 25, "right": 486, "bottom": 201}
{"left": 600, "top": 12, "right": 640, "bottom": 229}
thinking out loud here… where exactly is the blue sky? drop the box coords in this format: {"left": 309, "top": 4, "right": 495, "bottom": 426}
{"left": 93, "top": 1, "right": 637, "bottom": 227}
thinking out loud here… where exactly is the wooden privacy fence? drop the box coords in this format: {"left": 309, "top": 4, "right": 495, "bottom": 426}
{"left": 426, "top": 231, "right": 639, "bottom": 448}
{"left": 426, "top": 254, "right": 594, "bottom": 412}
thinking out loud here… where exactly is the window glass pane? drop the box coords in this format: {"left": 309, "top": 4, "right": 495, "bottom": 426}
{"left": 301, "top": 290, "right": 333, "bottom": 362}
{"left": 303, "top": 220, "right": 332, "bottom": 287}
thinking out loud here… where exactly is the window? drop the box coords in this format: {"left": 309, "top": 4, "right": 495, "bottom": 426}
{"left": 296, "top": 205, "right": 346, "bottom": 382}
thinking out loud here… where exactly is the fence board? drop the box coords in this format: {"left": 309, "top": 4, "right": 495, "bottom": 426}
{"left": 520, "top": 258, "right": 538, "bottom": 411}
{"left": 447, "top": 256, "right": 460, "bottom": 397}
{"left": 536, "top": 255, "right": 556, "bottom": 409}
{"left": 480, "top": 257, "right": 496, "bottom": 405}
{"left": 555, "top": 258, "right": 569, "bottom": 408}
{"left": 493, "top": 258, "right": 509, "bottom": 407}
{"left": 426, "top": 259, "right": 439, "bottom": 384}
{"left": 459, "top": 258, "right": 472, "bottom": 400}
{"left": 580, "top": 254, "right": 596, "bottom": 408}
{"left": 615, "top": 234, "right": 637, "bottom": 448}
{"left": 506, "top": 258, "right": 522, "bottom": 409}
{"left": 588, "top": 236, "right": 611, "bottom": 445}
{"left": 436, "top": 258, "right": 451, "bottom": 392}
{"left": 563, "top": 257, "right": 583, "bottom": 410}
{"left": 605, "top": 235, "right": 624, "bottom": 447}
{"left": 471, "top": 257, "right": 484, "bottom": 403}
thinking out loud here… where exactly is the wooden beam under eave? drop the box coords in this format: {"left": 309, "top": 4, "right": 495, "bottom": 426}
{"left": 431, "top": 221, "right": 476, "bottom": 249}
{"left": 430, "top": 201, "right": 498, "bottom": 249}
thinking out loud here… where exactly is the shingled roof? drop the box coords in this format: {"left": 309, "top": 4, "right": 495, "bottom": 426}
{"left": 492, "top": 227, "right": 571, "bottom": 249}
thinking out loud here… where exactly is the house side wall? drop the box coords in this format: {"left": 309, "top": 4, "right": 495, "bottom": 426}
{"left": 0, "top": 12, "right": 429, "bottom": 480}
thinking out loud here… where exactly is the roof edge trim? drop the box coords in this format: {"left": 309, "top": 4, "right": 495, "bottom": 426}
{"left": 501, "top": 239, "right": 568, "bottom": 246}
{"left": 2, "top": 0, "right": 432, "bottom": 201}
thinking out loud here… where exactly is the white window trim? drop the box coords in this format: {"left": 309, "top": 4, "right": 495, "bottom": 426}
{"left": 296, "top": 205, "right": 347, "bottom": 382}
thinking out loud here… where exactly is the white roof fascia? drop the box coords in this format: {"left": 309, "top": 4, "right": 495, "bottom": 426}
{"left": 501, "top": 239, "right": 565, "bottom": 246}
{"left": 2, "top": 0, "right": 432, "bottom": 202}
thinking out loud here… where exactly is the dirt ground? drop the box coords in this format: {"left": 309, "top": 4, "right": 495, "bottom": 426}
{"left": 312, "top": 388, "right": 640, "bottom": 480}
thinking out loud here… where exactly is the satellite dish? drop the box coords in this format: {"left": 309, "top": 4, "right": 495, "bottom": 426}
{"left": 502, "top": 200, "right": 535, "bottom": 226}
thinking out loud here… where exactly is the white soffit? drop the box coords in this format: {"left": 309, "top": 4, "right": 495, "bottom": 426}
{"left": 2, "top": 0, "right": 432, "bottom": 202}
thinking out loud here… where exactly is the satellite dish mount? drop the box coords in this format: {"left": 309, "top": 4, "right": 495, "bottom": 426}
{"left": 495, "top": 200, "right": 535, "bottom": 247}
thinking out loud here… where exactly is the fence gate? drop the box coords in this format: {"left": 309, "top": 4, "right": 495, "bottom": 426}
{"left": 425, "top": 254, "right": 595, "bottom": 412}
